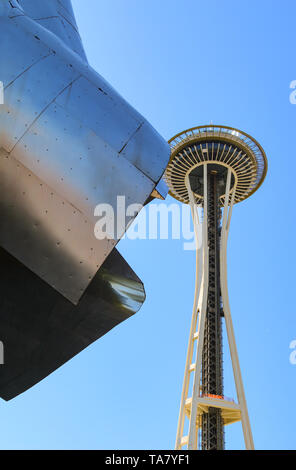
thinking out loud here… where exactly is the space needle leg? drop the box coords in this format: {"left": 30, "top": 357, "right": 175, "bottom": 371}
{"left": 187, "top": 164, "right": 209, "bottom": 450}
{"left": 175, "top": 164, "right": 209, "bottom": 450}
{"left": 220, "top": 169, "right": 254, "bottom": 450}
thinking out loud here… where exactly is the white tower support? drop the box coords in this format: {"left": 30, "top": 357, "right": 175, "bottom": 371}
{"left": 164, "top": 125, "right": 267, "bottom": 450}
{"left": 175, "top": 167, "right": 253, "bottom": 450}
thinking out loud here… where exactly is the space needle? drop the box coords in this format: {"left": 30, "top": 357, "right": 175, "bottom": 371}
{"left": 164, "top": 125, "right": 267, "bottom": 450}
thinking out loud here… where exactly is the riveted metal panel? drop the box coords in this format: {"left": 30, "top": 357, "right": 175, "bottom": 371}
{"left": 0, "top": 16, "right": 51, "bottom": 88}
{"left": 16, "top": 0, "right": 60, "bottom": 17}
{"left": 1, "top": 53, "right": 80, "bottom": 152}
{"left": 0, "top": 148, "right": 116, "bottom": 303}
{"left": 120, "top": 120, "right": 171, "bottom": 182}
{"left": 11, "top": 102, "right": 155, "bottom": 228}
{"left": 0, "top": 3, "right": 170, "bottom": 304}
{"left": 55, "top": 76, "right": 142, "bottom": 155}
{"left": 18, "top": 0, "right": 78, "bottom": 30}
{"left": 36, "top": 17, "right": 86, "bottom": 59}
{"left": 57, "top": 3, "right": 80, "bottom": 30}
{"left": 55, "top": 77, "right": 171, "bottom": 183}
{"left": 18, "top": 0, "right": 87, "bottom": 60}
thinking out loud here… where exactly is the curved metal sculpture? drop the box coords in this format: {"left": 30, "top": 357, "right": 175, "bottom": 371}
{"left": 164, "top": 125, "right": 267, "bottom": 450}
{"left": 0, "top": 0, "right": 170, "bottom": 400}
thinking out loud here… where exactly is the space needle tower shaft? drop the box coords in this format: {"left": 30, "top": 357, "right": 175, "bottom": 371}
{"left": 201, "top": 170, "right": 224, "bottom": 449}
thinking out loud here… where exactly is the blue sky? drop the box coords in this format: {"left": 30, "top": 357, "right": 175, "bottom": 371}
{"left": 1, "top": 0, "right": 295, "bottom": 450}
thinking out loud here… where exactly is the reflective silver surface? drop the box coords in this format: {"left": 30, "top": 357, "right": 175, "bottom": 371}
{"left": 16, "top": 0, "right": 88, "bottom": 60}
{"left": 0, "top": 0, "right": 170, "bottom": 304}
{"left": 0, "top": 244, "right": 146, "bottom": 400}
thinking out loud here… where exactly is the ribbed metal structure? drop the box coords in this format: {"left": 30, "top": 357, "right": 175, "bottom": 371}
{"left": 201, "top": 171, "right": 224, "bottom": 450}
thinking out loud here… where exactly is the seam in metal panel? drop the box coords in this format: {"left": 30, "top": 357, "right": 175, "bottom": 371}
{"left": 118, "top": 122, "right": 144, "bottom": 155}
{"left": 50, "top": 98, "right": 155, "bottom": 185}
{"left": 4, "top": 53, "right": 52, "bottom": 90}
{"left": 1, "top": 145, "right": 84, "bottom": 217}
{"left": 57, "top": 0, "right": 75, "bottom": 17}
{"left": 10, "top": 74, "right": 82, "bottom": 152}
{"left": 58, "top": 10, "right": 79, "bottom": 34}
{"left": 118, "top": 121, "right": 156, "bottom": 179}
{"left": 32, "top": 16, "right": 60, "bottom": 21}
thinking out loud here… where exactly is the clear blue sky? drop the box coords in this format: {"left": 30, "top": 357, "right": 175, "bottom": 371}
{"left": 1, "top": 0, "right": 295, "bottom": 450}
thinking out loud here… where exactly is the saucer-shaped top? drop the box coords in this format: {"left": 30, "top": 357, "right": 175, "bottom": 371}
{"left": 164, "top": 125, "right": 267, "bottom": 205}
